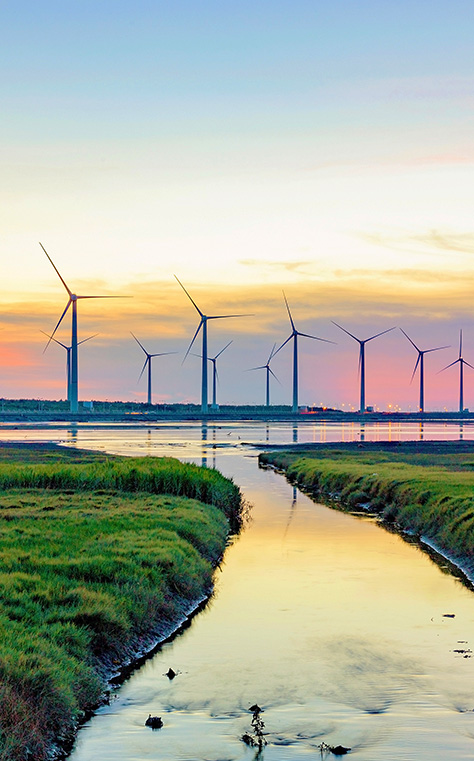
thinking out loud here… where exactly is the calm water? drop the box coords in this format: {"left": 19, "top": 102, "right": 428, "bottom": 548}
{"left": 3, "top": 420, "right": 474, "bottom": 760}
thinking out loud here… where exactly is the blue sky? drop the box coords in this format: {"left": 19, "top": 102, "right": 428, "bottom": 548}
{"left": 1, "top": 1, "right": 474, "bottom": 408}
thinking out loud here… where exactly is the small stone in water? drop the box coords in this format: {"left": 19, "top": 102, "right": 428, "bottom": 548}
{"left": 145, "top": 715, "right": 163, "bottom": 729}
{"left": 166, "top": 668, "right": 177, "bottom": 679}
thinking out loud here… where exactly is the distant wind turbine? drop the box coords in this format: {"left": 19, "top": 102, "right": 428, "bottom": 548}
{"left": 400, "top": 328, "right": 449, "bottom": 413}
{"left": 438, "top": 330, "right": 473, "bottom": 414}
{"left": 175, "top": 276, "right": 250, "bottom": 413}
{"left": 192, "top": 341, "right": 232, "bottom": 411}
{"left": 41, "top": 243, "right": 122, "bottom": 413}
{"left": 247, "top": 343, "right": 280, "bottom": 407}
{"left": 131, "top": 333, "right": 177, "bottom": 405}
{"left": 275, "top": 293, "right": 334, "bottom": 413}
{"left": 40, "top": 330, "right": 97, "bottom": 403}
{"left": 332, "top": 322, "right": 396, "bottom": 412}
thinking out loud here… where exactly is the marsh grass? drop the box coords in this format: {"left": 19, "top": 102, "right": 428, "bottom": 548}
{"left": 260, "top": 445, "right": 474, "bottom": 576}
{"left": 0, "top": 448, "right": 242, "bottom": 760}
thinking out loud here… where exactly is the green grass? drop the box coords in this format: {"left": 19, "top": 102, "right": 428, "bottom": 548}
{"left": 0, "top": 446, "right": 242, "bottom": 761}
{"left": 260, "top": 443, "right": 474, "bottom": 576}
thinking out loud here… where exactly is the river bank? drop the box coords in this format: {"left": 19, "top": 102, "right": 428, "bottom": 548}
{"left": 0, "top": 444, "right": 243, "bottom": 761}
{"left": 259, "top": 440, "right": 474, "bottom": 581}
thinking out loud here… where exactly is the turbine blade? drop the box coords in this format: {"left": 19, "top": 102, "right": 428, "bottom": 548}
{"left": 283, "top": 291, "right": 295, "bottom": 331}
{"left": 182, "top": 320, "right": 203, "bottom": 364}
{"left": 410, "top": 354, "right": 421, "bottom": 384}
{"left": 43, "top": 300, "right": 72, "bottom": 353}
{"left": 149, "top": 351, "right": 178, "bottom": 358}
{"left": 358, "top": 346, "right": 362, "bottom": 379}
{"left": 400, "top": 328, "right": 420, "bottom": 352}
{"left": 215, "top": 365, "right": 220, "bottom": 385}
{"left": 246, "top": 365, "right": 266, "bottom": 372}
{"left": 40, "top": 242, "right": 72, "bottom": 296}
{"left": 459, "top": 329, "right": 463, "bottom": 358}
{"left": 273, "top": 334, "right": 293, "bottom": 356}
{"left": 268, "top": 342, "right": 277, "bottom": 363}
{"left": 365, "top": 326, "right": 396, "bottom": 342}
{"left": 298, "top": 331, "right": 335, "bottom": 344}
{"left": 207, "top": 313, "right": 253, "bottom": 319}
{"left": 331, "top": 320, "right": 360, "bottom": 343}
{"left": 174, "top": 275, "right": 203, "bottom": 316}
{"left": 76, "top": 295, "right": 124, "bottom": 299}
{"left": 40, "top": 329, "right": 68, "bottom": 350}
{"left": 438, "top": 359, "right": 460, "bottom": 373}
{"left": 268, "top": 367, "right": 282, "bottom": 386}
{"left": 131, "top": 332, "right": 148, "bottom": 355}
{"left": 77, "top": 333, "right": 98, "bottom": 346}
{"left": 215, "top": 340, "right": 233, "bottom": 359}
{"left": 138, "top": 357, "right": 149, "bottom": 382}
{"left": 464, "top": 360, "right": 474, "bottom": 371}
{"left": 424, "top": 345, "right": 450, "bottom": 354}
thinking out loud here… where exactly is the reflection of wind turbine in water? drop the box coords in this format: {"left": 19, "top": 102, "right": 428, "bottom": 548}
{"left": 275, "top": 293, "right": 334, "bottom": 413}
{"left": 131, "top": 333, "right": 177, "bottom": 406}
{"left": 175, "top": 276, "right": 251, "bottom": 413}
{"left": 400, "top": 328, "right": 449, "bottom": 413}
{"left": 438, "top": 330, "right": 474, "bottom": 414}
{"left": 332, "top": 322, "right": 395, "bottom": 413}
{"left": 41, "top": 242, "right": 123, "bottom": 413}
{"left": 247, "top": 344, "right": 280, "bottom": 407}
{"left": 40, "top": 330, "right": 97, "bottom": 403}
{"left": 192, "top": 341, "right": 233, "bottom": 411}
{"left": 201, "top": 422, "right": 208, "bottom": 468}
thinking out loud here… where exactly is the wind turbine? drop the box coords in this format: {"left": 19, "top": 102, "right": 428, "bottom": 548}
{"left": 192, "top": 341, "right": 233, "bottom": 411}
{"left": 274, "top": 293, "right": 334, "bottom": 413}
{"left": 40, "top": 330, "right": 97, "bottom": 403}
{"left": 400, "top": 328, "right": 449, "bottom": 413}
{"left": 438, "top": 330, "right": 473, "bottom": 414}
{"left": 332, "top": 322, "right": 396, "bottom": 413}
{"left": 131, "top": 333, "right": 177, "bottom": 405}
{"left": 247, "top": 344, "right": 280, "bottom": 407}
{"left": 41, "top": 243, "right": 122, "bottom": 413}
{"left": 175, "top": 276, "right": 250, "bottom": 413}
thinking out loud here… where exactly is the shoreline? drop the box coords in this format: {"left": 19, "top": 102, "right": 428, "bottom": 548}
{"left": 259, "top": 442, "right": 474, "bottom": 587}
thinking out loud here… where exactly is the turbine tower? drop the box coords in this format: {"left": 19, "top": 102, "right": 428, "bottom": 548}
{"left": 247, "top": 344, "right": 279, "bottom": 407}
{"left": 275, "top": 293, "right": 333, "bottom": 413}
{"left": 439, "top": 330, "right": 473, "bottom": 414}
{"left": 175, "top": 276, "right": 249, "bottom": 413}
{"left": 41, "top": 243, "right": 121, "bottom": 413}
{"left": 131, "top": 333, "right": 176, "bottom": 405}
{"left": 205, "top": 341, "right": 233, "bottom": 411}
{"left": 332, "top": 322, "right": 395, "bottom": 413}
{"left": 400, "top": 328, "right": 449, "bottom": 413}
{"left": 41, "top": 330, "right": 97, "bottom": 403}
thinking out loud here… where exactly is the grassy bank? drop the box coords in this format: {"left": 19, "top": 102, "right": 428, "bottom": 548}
{"left": 260, "top": 441, "right": 474, "bottom": 578}
{"left": 0, "top": 445, "right": 242, "bottom": 761}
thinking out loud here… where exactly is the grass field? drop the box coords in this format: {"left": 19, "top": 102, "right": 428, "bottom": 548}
{"left": 0, "top": 444, "right": 242, "bottom": 761}
{"left": 260, "top": 441, "right": 474, "bottom": 578}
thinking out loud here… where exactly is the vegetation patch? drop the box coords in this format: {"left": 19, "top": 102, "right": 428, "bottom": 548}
{"left": 260, "top": 442, "right": 474, "bottom": 578}
{"left": 0, "top": 445, "right": 242, "bottom": 760}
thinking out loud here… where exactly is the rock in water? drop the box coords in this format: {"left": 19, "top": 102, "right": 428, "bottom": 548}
{"left": 166, "top": 668, "right": 177, "bottom": 679}
{"left": 145, "top": 715, "right": 163, "bottom": 729}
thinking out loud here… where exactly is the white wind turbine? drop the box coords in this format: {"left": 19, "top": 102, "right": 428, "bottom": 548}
{"left": 131, "top": 332, "right": 177, "bottom": 405}
{"left": 41, "top": 242, "right": 122, "bottom": 413}
{"left": 274, "top": 293, "right": 334, "bottom": 413}
{"left": 40, "top": 330, "right": 97, "bottom": 403}
{"left": 175, "top": 276, "right": 250, "bottom": 413}
{"left": 247, "top": 344, "right": 280, "bottom": 407}
{"left": 438, "top": 330, "right": 473, "bottom": 414}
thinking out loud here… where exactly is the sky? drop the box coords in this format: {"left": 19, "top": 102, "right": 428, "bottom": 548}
{"left": 1, "top": 0, "right": 474, "bottom": 410}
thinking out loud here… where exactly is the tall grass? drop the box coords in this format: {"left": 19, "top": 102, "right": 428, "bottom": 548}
{"left": 0, "top": 451, "right": 243, "bottom": 760}
{"left": 260, "top": 447, "right": 474, "bottom": 575}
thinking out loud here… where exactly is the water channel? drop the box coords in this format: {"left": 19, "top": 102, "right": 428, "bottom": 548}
{"left": 4, "top": 420, "right": 474, "bottom": 759}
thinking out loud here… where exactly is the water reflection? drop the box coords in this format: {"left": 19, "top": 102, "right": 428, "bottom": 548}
{"left": 49, "top": 422, "right": 474, "bottom": 761}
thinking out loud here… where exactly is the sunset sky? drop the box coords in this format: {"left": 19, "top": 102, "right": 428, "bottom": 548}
{"left": 1, "top": 1, "right": 474, "bottom": 409}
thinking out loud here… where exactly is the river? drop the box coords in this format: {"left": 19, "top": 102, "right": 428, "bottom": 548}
{"left": 3, "top": 420, "right": 474, "bottom": 759}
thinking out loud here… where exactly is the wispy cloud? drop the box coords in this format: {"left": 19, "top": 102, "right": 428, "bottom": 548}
{"left": 360, "top": 229, "right": 474, "bottom": 257}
